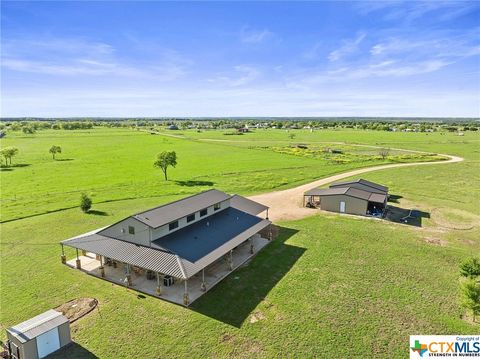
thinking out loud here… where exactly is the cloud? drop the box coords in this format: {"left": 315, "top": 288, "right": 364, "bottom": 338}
{"left": 240, "top": 26, "right": 273, "bottom": 44}
{"left": 1, "top": 37, "right": 190, "bottom": 80}
{"left": 208, "top": 65, "right": 260, "bottom": 87}
{"left": 328, "top": 32, "right": 366, "bottom": 62}
{"left": 355, "top": 1, "right": 479, "bottom": 23}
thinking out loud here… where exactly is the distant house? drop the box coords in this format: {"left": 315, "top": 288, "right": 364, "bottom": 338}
{"left": 304, "top": 179, "right": 388, "bottom": 217}
{"left": 61, "top": 190, "right": 271, "bottom": 306}
{"left": 237, "top": 127, "right": 250, "bottom": 133}
{"left": 6, "top": 310, "right": 71, "bottom": 359}
{"left": 0, "top": 131, "right": 6, "bottom": 138}
{"left": 167, "top": 124, "right": 179, "bottom": 130}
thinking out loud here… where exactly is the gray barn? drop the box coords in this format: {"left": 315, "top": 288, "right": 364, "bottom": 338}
{"left": 6, "top": 310, "right": 71, "bottom": 359}
{"left": 304, "top": 179, "right": 388, "bottom": 217}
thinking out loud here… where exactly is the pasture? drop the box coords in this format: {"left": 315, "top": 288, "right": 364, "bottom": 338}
{"left": 0, "top": 127, "right": 479, "bottom": 358}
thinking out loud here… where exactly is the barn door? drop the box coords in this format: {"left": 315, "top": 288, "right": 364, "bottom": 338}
{"left": 339, "top": 201, "right": 346, "bottom": 213}
{"left": 36, "top": 327, "right": 60, "bottom": 358}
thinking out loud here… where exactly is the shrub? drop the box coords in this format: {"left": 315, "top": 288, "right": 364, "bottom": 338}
{"left": 460, "top": 257, "right": 480, "bottom": 278}
{"left": 80, "top": 193, "right": 92, "bottom": 213}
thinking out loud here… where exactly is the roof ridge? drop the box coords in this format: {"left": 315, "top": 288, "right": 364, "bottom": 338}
{"left": 134, "top": 189, "right": 220, "bottom": 217}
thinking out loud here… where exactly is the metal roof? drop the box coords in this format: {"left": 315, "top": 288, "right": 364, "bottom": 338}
{"left": 152, "top": 207, "right": 263, "bottom": 262}
{"left": 304, "top": 186, "right": 386, "bottom": 203}
{"left": 329, "top": 179, "right": 388, "bottom": 193}
{"left": 7, "top": 310, "right": 68, "bottom": 344}
{"left": 230, "top": 195, "right": 268, "bottom": 215}
{"left": 62, "top": 232, "right": 186, "bottom": 278}
{"left": 131, "top": 189, "right": 231, "bottom": 228}
{"left": 62, "top": 207, "right": 271, "bottom": 279}
{"left": 368, "top": 192, "right": 387, "bottom": 203}
{"left": 304, "top": 187, "right": 348, "bottom": 196}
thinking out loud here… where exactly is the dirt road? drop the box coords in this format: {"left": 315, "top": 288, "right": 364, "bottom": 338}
{"left": 248, "top": 154, "right": 463, "bottom": 222}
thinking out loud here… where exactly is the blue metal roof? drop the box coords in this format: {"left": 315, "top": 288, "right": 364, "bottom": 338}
{"left": 152, "top": 207, "right": 263, "bottom": 262}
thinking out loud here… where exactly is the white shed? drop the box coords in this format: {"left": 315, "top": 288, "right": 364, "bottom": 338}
{"left": 6, "top": 309, "right": 71, "bottom": 359}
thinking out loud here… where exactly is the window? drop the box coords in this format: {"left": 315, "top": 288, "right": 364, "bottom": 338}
{"left": 200, "top": 208, "right": 208, "bottom": 217}
{"left": 128, "top": 226, "right": 135, "bottom": 235}
{"left": 214, "top": 203, "right": 221, "bottom": 211}
{"left": 169, "top": 221, "right": 179, "bottom": 231}
{"left": 187, "top": 214, "right": 195, "bottom": 223}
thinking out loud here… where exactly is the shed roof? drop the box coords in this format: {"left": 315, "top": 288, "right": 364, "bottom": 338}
{"left": 304, "top": 187, "right": 386, "bottom": 203}
{"left": 132, "top": 189, "right": 231, "bottom": 228}
{"left": 304, "top": 187, "right": 348, "bottom": 196}
{"left": 329, "top": 179, "right": 388, "bottom": 193}
{"left": 230, "top": 195, "right": 268, "bottom": 216}
{"left": 7, "top": 310, "right": 68, "bottom": 344}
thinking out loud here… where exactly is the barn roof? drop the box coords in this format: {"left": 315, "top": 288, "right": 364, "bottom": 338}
{"left": 329, "top": 179, "right": 388, "bottom": 193}
{"left": 61, "top": 197, "right": 271, "bottom": 279}
{"left": 304, "top": 187, "right": 386, "bottom": 203}
{"left": 7, "top": 310, "right": 68, "bottom": 344}
{"left": 131, "top": 189, "right": 231, "bottom": 228}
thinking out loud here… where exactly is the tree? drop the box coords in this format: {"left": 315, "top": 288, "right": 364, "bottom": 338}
{"left": 22, "top": 126, "right": 36, "bottom": 135}
{"left": 460, "top": 279, "right": 480, "bottom": 322}
{"left": 460, "top": 257, "right": 480, "bottom": 278}
{"left": 154, "top": 151, "right": 177, "bottom": 180}
{"left": 49, "top": 145, "right": 62, "bottom": 160}
{"left": 80, "top": 193, "right": 92, "bottom": 213}
{"left": 288, "top": 133, "right": 296, "bottom": 140}
{"left": 378, "top": 148, "right": 390, "bottom": 160}
{"left": 0, "top": 146, "right": 19, "bottom": 166}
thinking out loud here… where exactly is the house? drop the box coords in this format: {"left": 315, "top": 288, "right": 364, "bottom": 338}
{"left": 304, "top": 179, "right": 388, "bottom": 217}
{"left": 167, "top": 124, "right": 179, "bottom": 130}
{"left": 6, "top": 309, "right": 71, "bottom": 359}
{"left": 61, "top": 190, "right": 271, "bottom": 306}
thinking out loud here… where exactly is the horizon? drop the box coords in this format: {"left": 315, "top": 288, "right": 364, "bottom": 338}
{"left": 1, "top": 1, "right": 480, "bottom": 117}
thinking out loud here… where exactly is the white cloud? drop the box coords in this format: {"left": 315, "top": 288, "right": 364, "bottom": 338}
{"left": 208, "top": 65, "right": 260, "bottom": 87}
{"left": 1, "top": 37, "right": 190, "bottom": 81}
{"left": 240, "top": 26, "right": 273, "bottom": 44}
{"left": 328, "top": 32, "right": 366, "bottom": 62}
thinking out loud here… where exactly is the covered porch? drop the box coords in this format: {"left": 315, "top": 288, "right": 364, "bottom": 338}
{"left": 62, "top": 234, "right": 270, "bottom": 306}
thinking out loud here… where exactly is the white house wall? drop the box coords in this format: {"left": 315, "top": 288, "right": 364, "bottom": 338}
{"left": 100, "top": 217, "right": 151, "bottom": 246}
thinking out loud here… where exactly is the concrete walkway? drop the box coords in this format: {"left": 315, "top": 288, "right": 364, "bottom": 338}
{"left": 248, "top": 153, "right": 463, "bottom": 222}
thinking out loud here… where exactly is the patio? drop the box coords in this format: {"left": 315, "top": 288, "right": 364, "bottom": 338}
{"left": 65, "top": 235, "right": 270, "bottom": 306}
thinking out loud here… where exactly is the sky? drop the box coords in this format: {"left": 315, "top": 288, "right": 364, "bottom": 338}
{"left": 1, "top": 1, "right": 479, "bottom": 117}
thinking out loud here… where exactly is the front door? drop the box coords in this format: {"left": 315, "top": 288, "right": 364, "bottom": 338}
{"left": 339, "top": 201, "right": 346, "bottom": 213}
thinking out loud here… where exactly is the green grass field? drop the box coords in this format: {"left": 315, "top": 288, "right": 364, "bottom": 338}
{"left": 1, "top": 127, "right": 479, "bottom": 358}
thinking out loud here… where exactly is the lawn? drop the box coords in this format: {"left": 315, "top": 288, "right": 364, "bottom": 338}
{"left": 0, "top": 127, "right": 479, "bottom": 358}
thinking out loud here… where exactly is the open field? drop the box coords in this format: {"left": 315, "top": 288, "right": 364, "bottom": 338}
{"left": 1, "top": 127, "right": 479, "bottom": 358}
{"left": 0, "top": 128, "right": 447, "bottom": 222}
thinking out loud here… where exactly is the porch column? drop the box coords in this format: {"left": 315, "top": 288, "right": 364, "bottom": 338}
{"left": 228, "top": 250, "right": 233, "bottom": 271}
{"left": 156, "top": 273, "right": 162, "bottom": 296}
{"left": 125, "top": 264, "right": 132, "bottom": 287}
{"left": 60, "top": 244, "right": 66, "bottom": 264}
{"left": 200, "top": 268, "right": 206, "bottom": 292}
{"left": 99, "top": 255, "right": 105, "bottom": 278}
{"left": 75, "top": 248, "right": 81, "bottom": 269}
{"left": 183, "top": 279, "right": 190, "bottom": 306}
{"left": 266, "top": 208, "right": 269, "bottom": 220}
{"left": 250, "top": 238, "right": 254, "bottom": 254}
